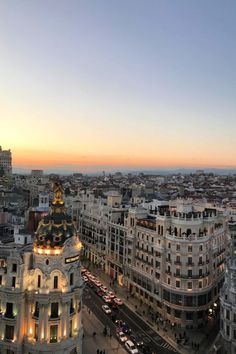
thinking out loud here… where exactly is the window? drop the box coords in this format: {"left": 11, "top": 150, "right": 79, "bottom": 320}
{"left": 188, "top": 257, "right": 192, "bottom": 265}
{"left": 233, "top": 314, "right": 236, "bottom": 323}
{"left": 226, "top": 325, "right": 230, "bottom": 336}
{"left": 5, "top": 325, "right": 14, "bottom": 340}
{"left": 199, "top": 245, "right": 203, "bottom": 252}
{"left": 70, "top": 273, "right": 74, "bottom": 286}
{"left": 199, "top": 269, "right": 203, "bottom": 277}
{"left": 234, "top": 329, "right": 236, "bottom": 340}
{"left": 176, "top": 280, "right": 180, "bottom": 288}
{"left": 69, "top": 319, "right": 72, "bottom": 337}
{"left": 12, "top": 276, "right": 16, "bottom": 288}
{"left": 188, "top": 245, "right": 192, "bottom": 252}
{"left": 50, "top": 325, "right": 58, "bottom": 343}
{"left": 51, "top": 303, "right": 59, "bottom": 318}
{"left": 12, "top": 263, "right": 17, "bottom": 272}
{"left": 187, "top": 282, "right": 192, "bottom": 290}
{"left": 34, "top": 302, "right": 39, "bottom": 317}
{"left": 70, "top": 299, "right": 74, "bottom": 314}
{"left": 176, "top": 244, "right": 180, "bottom": 251}
{"left": 34, "top": 323, "right": 38, "bottom": 340}
{"left": 53, "top": 276, "right": 58, "bottom": 289}
{"left": 226, "top": 310, "right": 230, "bottom": 320}
{"left": 6, "top": 302, "right": 13, "bottom": 318}
{"left": 0, "top": 275, "right": 2, "bottom": 285}
{"left": 188, "top": 270, "right": 192, "bottom": 278}
{"left": 167, "top": 278, "right": 170, "bottom": 285}
{"left": 199, "top": 281, "right": 202, "bottom": 289}
{"left": 176, "top": 268, "right": 180, "bottom": 276}
{"left": 37, "top": 275, "right": 41, "bottom": 288}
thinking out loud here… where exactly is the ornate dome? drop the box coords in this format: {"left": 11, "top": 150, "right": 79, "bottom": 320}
{"left": 34, "top": 183, "right": 77, "bottom": 250}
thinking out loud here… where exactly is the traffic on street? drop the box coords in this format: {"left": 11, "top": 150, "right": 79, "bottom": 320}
{"left": 82, "top": 267, "right": 179, "bottom": 354}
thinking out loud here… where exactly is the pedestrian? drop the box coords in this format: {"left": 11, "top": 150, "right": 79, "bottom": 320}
{"left": 97, "top": 350, "right": 99, "bottom": 354}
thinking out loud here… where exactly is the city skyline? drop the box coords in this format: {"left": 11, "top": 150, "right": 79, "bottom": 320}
{"left": 1, "top": 0, "right": 236, "bottom": 172}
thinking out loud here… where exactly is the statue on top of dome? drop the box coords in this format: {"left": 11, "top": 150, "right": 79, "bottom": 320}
{"left": 52, "top": 182, "right": 64, "bottom": 205}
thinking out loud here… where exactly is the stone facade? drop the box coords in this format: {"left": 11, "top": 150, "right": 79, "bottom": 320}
{"left": 0, "top": 186, "right": 83, "bottom": 354}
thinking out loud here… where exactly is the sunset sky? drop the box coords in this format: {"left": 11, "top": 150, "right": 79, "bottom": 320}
{"left": 1, "top": 0, "right": 236, "bottom": 172}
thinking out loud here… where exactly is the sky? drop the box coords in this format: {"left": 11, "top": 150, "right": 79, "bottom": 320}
{"left": 0, "top": 0, "right": 236, "bottom": 173}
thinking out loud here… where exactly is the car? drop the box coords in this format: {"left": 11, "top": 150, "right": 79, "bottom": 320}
{"left": 107, "top": 291, "right": 115, "bottom": 299}
{"left": 117, "top": 331, "right": 128, "bottom": 342}
{"left": 121, "top": 322, "right": 131, "bottom": 334}
{"left": 102, "top": 305, "right": 111, "bottom": 314}
{"left": 111, "top": 302, "right": 119, "bottom": 310}
{"left": 94, "top": 280, "right": 102, "bottom": 287}
{"left": 130, "top": 334, "right": 144, "bottom": 347}
{"left": 103, "top": 295, "right": 112, "bottom": 303}
{"left": 125, "top": 340, "right": 138, "bottom": 354}
{"left": 113, "top": 297, "right": 123, "bottom": 305}
{"left": 100, "top": 286, "right": 108, "bottom": 292}
{"left": 97, "top": 290, "right": 104, "bottom": 297}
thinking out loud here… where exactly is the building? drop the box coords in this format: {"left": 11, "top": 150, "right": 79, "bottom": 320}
{"left": 0, "top": 184, "right": 83, "bottom": 354}
{"left": 219, "top": 217, "right": 236, "bottom": 354}
{"left": 0, "top": 146, "right": 12, "bottom": 177}
{"left": 78, "top": 193, "right": 228, "bottom": 328}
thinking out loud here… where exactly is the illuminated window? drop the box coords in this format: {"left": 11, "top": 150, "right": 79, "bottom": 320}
{"left": 5, "top": 325, "right": 14, "bottom": 340}
{"left": 34, "top": 323, "right": 38, "bottom": 340}
{"left": 50, "top": 325, "right": 58, "bottom": 343}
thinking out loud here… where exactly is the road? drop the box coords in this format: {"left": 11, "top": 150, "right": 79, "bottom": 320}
{"left": 83, "top": 285, "right": 179, "bottom": 354}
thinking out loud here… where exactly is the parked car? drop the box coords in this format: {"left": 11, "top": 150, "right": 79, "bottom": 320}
{"left": 130, "top": 334, "right": 144, "bottom": 347}
{"left": 125, "top": 340, "right": 138, "bottom": 354}
{"left": 102, "top": 305, "right": 111, "bottom": 314}
{"left": 117, "top": 331, "right": 128, "bottom": 342}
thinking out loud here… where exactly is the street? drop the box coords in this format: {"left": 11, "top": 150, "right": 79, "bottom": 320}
{"left": 83, "top": 285, "right": 179, "bottom": 354}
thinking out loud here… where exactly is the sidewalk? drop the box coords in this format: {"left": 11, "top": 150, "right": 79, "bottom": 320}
{"left": 82, "top": 305, "right": 127, "bottom": 354}
{"left": 87, "top": 263, "right": 219, "bottom": 354}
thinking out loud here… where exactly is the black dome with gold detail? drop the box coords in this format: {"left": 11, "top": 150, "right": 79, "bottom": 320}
{"left": 34, "top": 183, "right": 77, "bottom": 249}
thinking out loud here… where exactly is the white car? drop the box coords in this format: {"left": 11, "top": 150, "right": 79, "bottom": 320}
{"left": 102, "top": 305, "right": 111, "bottom": 314}
{"left": 114, "top": 297, "right": 123, "bottom": 305}
{"left": 125, "top": 340, "right": 138, "bottom": 354}
{"left": 101, "top": 286, "right": 108, "bottom": 292}
{"left": 103, "top": 295, "right": 112, "bottom": 303}
{"left": 117, "top": 331, "right": 127, "bottom": 342}
{"left": 107, "top": 291, "right": 115, "bottom": 299}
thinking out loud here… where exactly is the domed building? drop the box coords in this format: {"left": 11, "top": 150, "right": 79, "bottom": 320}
{"left": 0, "top": 183, "right": 83, "bottom": 354}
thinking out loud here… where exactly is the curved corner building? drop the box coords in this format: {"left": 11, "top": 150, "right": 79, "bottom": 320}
{"left": 0, "top": 184, "right": 83, "bottom": 354}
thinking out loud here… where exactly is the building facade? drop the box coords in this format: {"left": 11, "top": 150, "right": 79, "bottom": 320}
{"left": 0, "top": 146, "right": 12, "bottom": 177}
{"left": 77, "top": 193, "right": 228, "bottom": 328}
{"left": 0, "top": 184, "right": 83, "bottom": 354}
{"left": 220, "top": 218, "right": 236, "bottom": 354}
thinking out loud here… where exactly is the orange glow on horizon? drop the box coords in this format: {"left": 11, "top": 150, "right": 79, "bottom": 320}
{"left": 13, "top": 148, "right": 236, "bottom": 171}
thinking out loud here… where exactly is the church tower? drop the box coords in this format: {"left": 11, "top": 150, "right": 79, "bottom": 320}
{"left": 24, "top": 182, "right": 83, "bottom": 354}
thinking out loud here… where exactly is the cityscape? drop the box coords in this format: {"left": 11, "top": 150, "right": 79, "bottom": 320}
{"left": 1, "top": 1, "right": 236, "bottom": 354}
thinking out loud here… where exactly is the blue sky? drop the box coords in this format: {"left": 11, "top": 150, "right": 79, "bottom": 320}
{"left": 0, "top": 0, "right": 236, "bottom": 171}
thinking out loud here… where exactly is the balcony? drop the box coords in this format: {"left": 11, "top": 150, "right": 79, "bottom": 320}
{"left": 4, "top": 312, "right": 15, "bottom": 319}
{"left": 186, "top": 262, "right": 194, "bottom": 266}
{"left": 174, "top": 261, "right": 182, "bottom": 265}
{"left": 166, "top": 259, "right": 172, "bottom": 263}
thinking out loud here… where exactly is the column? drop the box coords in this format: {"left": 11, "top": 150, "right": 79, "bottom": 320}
{"left": 38, "top": 303, "right": 45, "bottom": 342}
{"left": 61, "top": 302, "right": 66, "bottom": 338}
{"left": 43, "top": 304, "right": 49, "bottom": 342}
